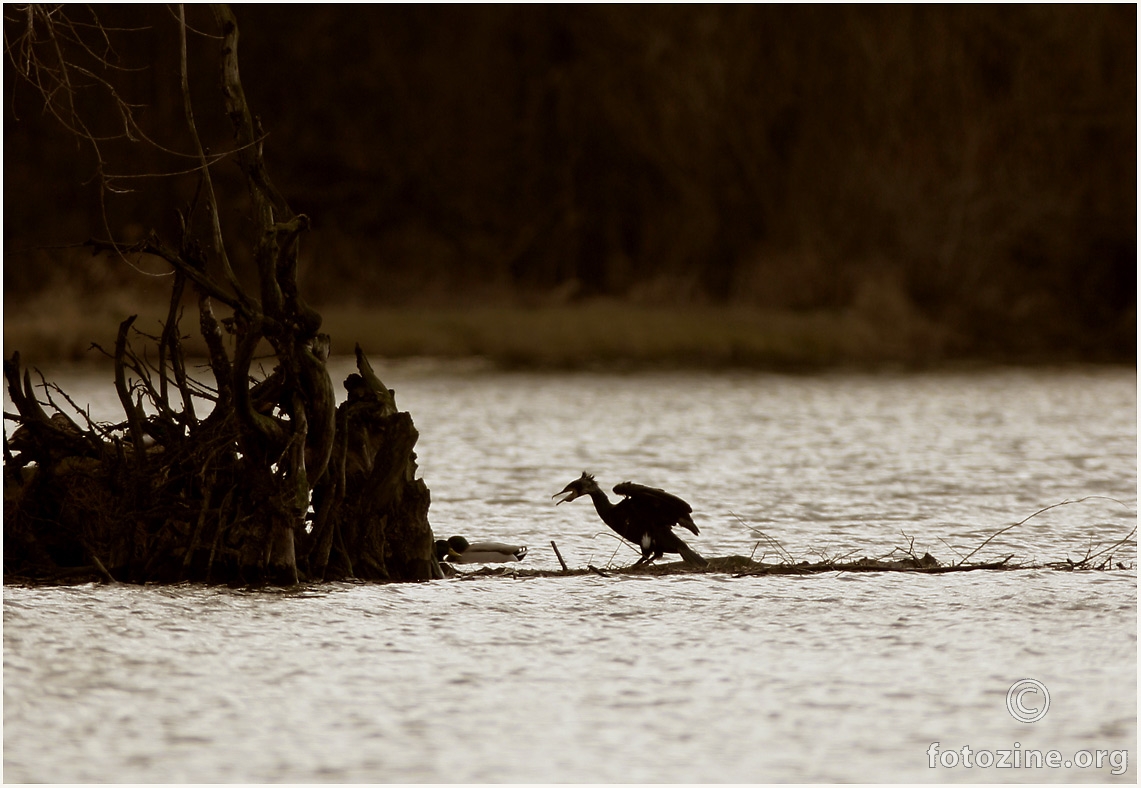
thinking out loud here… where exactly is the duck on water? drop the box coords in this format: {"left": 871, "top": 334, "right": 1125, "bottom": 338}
{"left": 554, "top": 472, "right": 708, "bottom": 567}
{"left": 435, "top": 535, "right": 528, "bottom": 564}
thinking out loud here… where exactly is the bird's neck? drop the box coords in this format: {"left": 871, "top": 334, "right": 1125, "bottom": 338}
{"left": 587, "top": 488, "right": 614, "bottom": 517}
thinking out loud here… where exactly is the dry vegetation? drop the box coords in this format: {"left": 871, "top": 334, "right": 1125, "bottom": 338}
{"left": 449, "top": 499, "right": 1138, "bottom": 581}
{"left": 5, "top": 275, "right": 951, "bottom": 369}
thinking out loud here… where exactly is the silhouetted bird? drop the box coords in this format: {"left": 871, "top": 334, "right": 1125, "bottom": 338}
{"left": 553, "top": 472, "right": 708, "bottom": 567}
{"left": 435, "top": 535, "right": 528, "bottom": 564}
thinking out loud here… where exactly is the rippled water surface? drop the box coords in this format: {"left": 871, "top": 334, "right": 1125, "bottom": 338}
{"left": 4, "top": 364, "right": 1136, "bottom": 782}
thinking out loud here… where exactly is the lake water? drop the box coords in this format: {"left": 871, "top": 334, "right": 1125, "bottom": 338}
{"left": 4, "top": 361, "right": 1136, "bottom": 782}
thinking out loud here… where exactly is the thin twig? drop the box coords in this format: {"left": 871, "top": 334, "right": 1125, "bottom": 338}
{"left": 550, "top": 540, "right": 569, "bottom": 572}
{"left": 730, "top": 511, "right": 796, "bottom": 563}
{"left": 89, "top": 552, "right": 117, "bottom": 584}
{"left": 177, "top": 3, "right": 243, "bottom": 299}
{"left": 957, "top": 496, "right": 1135, "bottom": 567}
{"left": 936, "top": 536, "right": 965, "bottom": 562}
{"left": 1073, "top": 525, "right": 1138, "bottom": 569}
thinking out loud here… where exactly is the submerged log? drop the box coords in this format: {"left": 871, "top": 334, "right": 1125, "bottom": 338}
{"left": 445, "top": 551, "right": 1131, "bottom": 580}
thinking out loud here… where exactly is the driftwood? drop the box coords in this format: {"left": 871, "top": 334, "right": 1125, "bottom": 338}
{"left": 550, "top": 540, "right": 569, "bottom": 572}
{"left": 448, "top": 504, "right": 1137, "bottom": 580}
{"left": 444, "top": 551, "right": 1133, "bottom": 581}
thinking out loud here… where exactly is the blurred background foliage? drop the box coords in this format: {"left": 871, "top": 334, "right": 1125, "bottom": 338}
{"left": 3, "top": 5, "right": 1135, "bottom": 363}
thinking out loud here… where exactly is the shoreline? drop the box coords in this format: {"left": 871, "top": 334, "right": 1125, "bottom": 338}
{"left": 3, "top": 298, "right": 1134, "bottom": 370}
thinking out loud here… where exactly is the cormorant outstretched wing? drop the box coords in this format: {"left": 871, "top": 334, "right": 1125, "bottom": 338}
{"left": 613, "top": 481, "right": 699, "bottom": 535}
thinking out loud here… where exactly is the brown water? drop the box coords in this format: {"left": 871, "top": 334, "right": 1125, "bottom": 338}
{"left": 3, "top": 363, "right": 1136, "bottom": 781}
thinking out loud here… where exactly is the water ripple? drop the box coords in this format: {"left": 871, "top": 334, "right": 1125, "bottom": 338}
{"left": 5, "top": 367, "right": 1137, "bottom": 781}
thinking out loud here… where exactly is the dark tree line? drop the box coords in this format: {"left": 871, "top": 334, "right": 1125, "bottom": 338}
{"left": 5, "top": 5, "right": 1136, "bottom": 360}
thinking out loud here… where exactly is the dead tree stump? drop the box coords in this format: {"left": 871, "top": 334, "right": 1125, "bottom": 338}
{"left": 3, "top": 7, "right": 443, "bottom": 585}
{"left": 3, "top": 345, "right": 442, "bottom": 586}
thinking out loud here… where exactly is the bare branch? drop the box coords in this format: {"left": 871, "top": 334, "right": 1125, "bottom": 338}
{"left": 177, "top": 3, "right": 244, "bottom": 301}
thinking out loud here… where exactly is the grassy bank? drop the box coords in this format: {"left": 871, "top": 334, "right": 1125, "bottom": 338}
{"left": 2, "top": 289, "right": 1121, "bottom": 370}
{"left": 4, "top": 287, "right": 959, "bottom": 369}
{"left": 318, "top": 298, "right": 950, "bottom": 369}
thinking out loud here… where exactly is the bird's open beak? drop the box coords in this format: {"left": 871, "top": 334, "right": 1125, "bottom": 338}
{"left": 553, "top": 486, "right": 579, "bottom": 505}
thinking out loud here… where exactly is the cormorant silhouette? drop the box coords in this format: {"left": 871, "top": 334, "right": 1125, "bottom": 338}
{"left": 554, "top": 472, "right": 707, "bottom": 567}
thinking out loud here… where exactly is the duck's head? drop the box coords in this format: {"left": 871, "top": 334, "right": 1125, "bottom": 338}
{"left": 553, "top": 472, "right": 598, "bottom": 505}
{"left": 435, "top": 536, "right": 470, "bottom": 561}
